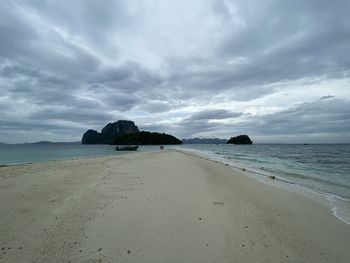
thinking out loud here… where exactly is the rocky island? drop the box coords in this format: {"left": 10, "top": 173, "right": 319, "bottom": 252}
{"left": 82, "top": 120, "right": 139, "bottom": 144}
{"left": 227, "top": 135, "right": 253, "bottom": 144}
{"left": 81, "top": 120, "right": 182, "bottom": 145}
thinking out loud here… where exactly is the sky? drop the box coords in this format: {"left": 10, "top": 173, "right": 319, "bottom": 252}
{"left": 0, "top": 0, "right": 350, "bottom": 143}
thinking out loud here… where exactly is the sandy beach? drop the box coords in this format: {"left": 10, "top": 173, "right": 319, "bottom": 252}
{"left": 0, "top": 150, "right": 349, "bottom": 263}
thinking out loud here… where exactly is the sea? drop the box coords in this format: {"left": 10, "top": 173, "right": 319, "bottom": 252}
{"left": 0, "top": 143, "right": 349, "bottom": 224}
{"left": 176, "top": 144, "right": 350, "bottom": 225}
{"left": 0, "top": 143, "right": 161, "bottom": 165}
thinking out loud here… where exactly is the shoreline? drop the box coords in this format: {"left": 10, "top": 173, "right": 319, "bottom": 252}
{"left": 2, "top": 146, "right": 350, "bottom": 225}
{"left": 174, "top": 147, "right": 350, "bottom": 225}
{"left": 0, "top": 153, "right": 128, "bottom": 167}
{"left": 0, "top": 144, "right": 164, "bottom": 166}
{"left": 1, "top": 150, "right": 350, "bottom": 262}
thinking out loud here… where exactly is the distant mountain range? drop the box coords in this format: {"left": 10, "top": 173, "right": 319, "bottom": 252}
{"left": 182, "top": 138, "right": 227, "bottom": 144}
{"left": 28, "top": 141, "right": 81, "bottom": 145}
{"left": 0, "top": 141, "right": 80, "bottom": 145}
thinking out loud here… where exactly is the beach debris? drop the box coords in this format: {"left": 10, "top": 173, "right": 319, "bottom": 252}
{"left": 18, "top": 246, "right": 23, "bottom": 250}
{"left": 242, "top": 168, "right": 246, "bottom": 171}
{"left": 198, "top": 217, "right": 202, "bottom": 221}
{"left": 225, "top": 164, "right": 228, "bottom": 166}
{"left": 244, "top": 226, "right": 249, "bottom": 228}
{"left": 269, "top": 175, "right": 276, "bottom": 180}
{"left": 242, "top": 244, "right": 245, "bottom": 247}
{"left": 98, "top": 247, "right": 102, "bottom": 252}
{"left": 0, "top": 164, "right": 8, "bottom": 167}
{"left": 213, "top": 201, "right": 225, "bottom": 205}
{"left": 127, "top": 250, "right": 131, "bottom": 254}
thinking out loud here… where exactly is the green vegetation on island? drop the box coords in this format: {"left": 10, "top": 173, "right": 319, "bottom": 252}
{"left": 82, "top": 120, "right": 140, "bottom": 144}
{"left": 82, "top": 120, "right": 182, "bottom": 145}
{"left": 113, "top": 131, "right": 182, "bottom": 145}
{"left": 82, "top": 120, "right": 252, "bottom": 146}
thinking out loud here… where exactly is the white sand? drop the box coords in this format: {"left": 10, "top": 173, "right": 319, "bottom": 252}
{"left": 0, "top": 150, "right": 349, "bottom": 262}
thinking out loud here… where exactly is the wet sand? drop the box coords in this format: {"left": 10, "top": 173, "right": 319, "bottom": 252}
{"left": 0, "top": 150, "right": 349, "bottom": 262}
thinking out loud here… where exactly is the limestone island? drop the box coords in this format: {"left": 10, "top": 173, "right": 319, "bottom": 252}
{"left": 227, "top": 135, "right": 253, "bottom": 144}
{"left": 82, "top": 120, "right": 182, "bottom": 145}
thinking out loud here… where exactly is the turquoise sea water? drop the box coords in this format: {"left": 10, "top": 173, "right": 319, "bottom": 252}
{"left": 1, "top": 143, "right": 349, "bottom": 223}
{"left": 0, "top": 143, "right": 160, "bottom": 165}
{"left": 176, "top": 144, "right": 350, "bottom": 224}
{"left": 1, "top": 143, "right": 349, "bottom": 199}
{"left": 177, "top": 144, "right": 350, "bottom": 199}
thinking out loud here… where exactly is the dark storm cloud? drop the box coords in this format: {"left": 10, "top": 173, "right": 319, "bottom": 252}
{"left": 189, "top": 110, "right": 242, "bottom": 120}
{"left": 89, "top": 63, "right": 163, "bottom": 95}
{"left": 139, "top": 123, "right": 170, "bottom": 133}
{"left": 103, "top": 92, "right": 140, "bottom": 111}
{"left": 146, "top": 0, "right": 350, "bottom": 103}
{"left": 25, "top": 0, "right": 130, "bottom": 46}
{"left": 245, "top": 98, "right": 350, "bottom": 136}
{"left": 0, "top": 0, "right": 349, "bottom": 142}
{"left": 136, "top": 102, "right": 172, "bottom": 113}
{"left": 164, "top": 68, "right": 276, "bottom": 101}
{"left": 181, "top": 99, "right": 350, "bottom": 142}
{"left": 30, "top": 107, "right": 114, "bottom": 124}
{"left": 0, "top": 120, "right": 78, "bottom": 132}
{"left": 167, "top": 110, "right": 243, "bottom": 138}
{"left": 215, "top": 0, "right": 350, "bottom": 82}
{"left": 320, "top": 95, "right": 335, "bottom": 100}
{"left": 0, "top": 3, "right": 38, "bottom": 59}
{"left": 172, "top": 120, "right": 224, "bottom": 139}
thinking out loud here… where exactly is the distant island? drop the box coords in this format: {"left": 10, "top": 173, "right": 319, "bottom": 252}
{"left": 182, "top": 138, "right": 227, "bottom": 144}
{"left": 227, "top": 135, "right": 253, "bottom": 144}
{"left": 82, "top": 120, "right": 139, "bottom": 144}
{"left": 0, "top": 141, "right": 80, "bottom": 145}
{"left": 82, "top": 120, "right": 182, "bottom": 145}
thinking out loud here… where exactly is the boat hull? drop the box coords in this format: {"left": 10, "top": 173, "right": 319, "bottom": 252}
{"left": 115, "top": 145, "right": 139, "bottom": 151}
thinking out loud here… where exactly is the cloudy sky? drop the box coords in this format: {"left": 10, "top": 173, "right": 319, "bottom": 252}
{"left": 1, "top": 0, "right": 350, "bottom": 143}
